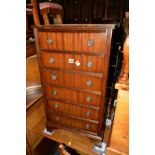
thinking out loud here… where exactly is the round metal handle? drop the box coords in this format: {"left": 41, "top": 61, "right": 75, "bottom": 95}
{"left": 87, "top": 39, "right": 94, "bottom": 47}
{"left": 86, "top": 80, "right": 93, "bottom": 86}
{"left": 54, "top": 104, "right": 59, "bottom": 109}
{"left": 87, "top": 61, "right": 93, "bottom": 68}
{"left": 56, "top": 116, "right": 59, "bottom": 121}
{"left": 86, "top": 111, "right": 91, "bottom": 117}
{"left": 51, "top": 74, "right": 57, "bottom": 80}
{"left": 86, "top": 96, "right": 92, "bottom": 102}
{"left": 49, "top": 58, "right": 55, "bottom": 64}
{"left": 86, "top": 123, "right": 90, "bottom": 129}
{"left": 47, "top": 38, "right": 53, "bottom": 45}
{"left": 51, "top": 90, "right": 57, "bottom": 96}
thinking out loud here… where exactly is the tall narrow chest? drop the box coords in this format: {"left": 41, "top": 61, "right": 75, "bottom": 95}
{"left": 33, "top": 24, "right": 115, "bottom": 140}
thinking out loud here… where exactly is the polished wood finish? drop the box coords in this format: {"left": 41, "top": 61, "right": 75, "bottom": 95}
{"left": 34, "top": 24, "right": 115, "bottom": 140}
{"left": 106, "top": 80, "right": 129, "bottom": 155}
{"left": 26, "top": 55, "right": 40, "bottom": 85}
{"left": 41, "top": 52, "right": 104, "bottom": 72}
{"left": 26, "top": 94, "right": 46, "bottom": 155}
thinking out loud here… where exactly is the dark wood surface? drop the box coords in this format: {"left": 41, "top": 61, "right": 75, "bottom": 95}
{"left": 33, "top": 24, "right": 115, "bottom": 140}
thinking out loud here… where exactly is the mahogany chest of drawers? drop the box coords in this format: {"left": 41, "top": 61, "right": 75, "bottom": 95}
{"left": 33, "top": 24, "right": 115, "bottom": 140}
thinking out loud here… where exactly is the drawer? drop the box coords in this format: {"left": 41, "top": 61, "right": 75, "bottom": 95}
{"left": 45, "top": 85, "right": 101, "bottom": 107}
{"left": 63, "top": 32, "right": 107, "bottom": 52}
{"left": 48, "top": 113, "right": 98, "bottom": 133}
{"left": 38, "top": 32, "right": 63, "bottom": 50}
{"left": 38, "top": 32, "right": 107, "bottom": 52}
{"left": 42, "top": 52, "right": 104, "bottom": 73}
{"left": 47, "top": 100, "right": 99, "bottom": 121}
{"left": 43, "top": 70, "right": 102, "bottom": 91}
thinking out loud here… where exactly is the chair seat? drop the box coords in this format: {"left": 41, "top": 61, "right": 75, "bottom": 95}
{"left": 39, "top": 2, "right": 62, "bottom": 10}
{"left": 26, "top": 2, "right": 62, "bottom": 13}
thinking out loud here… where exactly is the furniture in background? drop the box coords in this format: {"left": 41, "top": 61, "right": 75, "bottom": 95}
{"left": 106, "top": 34, "right": 129, "bottom": 154}
{"left": 106, "top": 80, "right": 129, "bottom": 155}
{"left": 26, "top": 55, "right": 59, "bottom": 155}
{"left": 26, "top": 0, "right": 63, "bottom": 57}
{"left": 36, "top": 0, "right": 128, "bottom": 24}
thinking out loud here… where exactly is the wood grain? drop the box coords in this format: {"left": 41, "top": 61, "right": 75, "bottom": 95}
{"left": 33, "top": 24, "right": 115, "bottom": 139}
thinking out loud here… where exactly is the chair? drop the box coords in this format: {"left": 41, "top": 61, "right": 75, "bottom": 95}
{"left": 26, "top": 0, "right": 63, "bottom": 25}
{"left": 26, "top": 0, "right": 63, "bottom": 57}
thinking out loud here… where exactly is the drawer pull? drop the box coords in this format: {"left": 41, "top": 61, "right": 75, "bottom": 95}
{"left": 49, "top": 58, "right": 55, "bottom": 64}
{"left": 51, "top": 74, "right": 57, "bottom": 80}
{"left": 86, "top": 80, "right": 93, "bottom": 86}
{"left": 87, "top": 39, "right": 94, "bottom": 47}
{"left": 47, "top": 38, "right": 53, "bottom": 45}
{"left": 87, "top": 61, "right": 93, "bottom": 68}
{"left": 54, "top": 104, "right": 59, "bottom": 109}
{"left": 86, "top": 111, "right": 91, "bottom": 117}
{"left": 56, "top": 116, "right": 60, "bottom": 121}
{"left": 86, "top": 123, "right": 90, "bottom": 129}
{"left": 51, "top": 90, "right": 57, "bottom": 96}
{"left": 86, "top": 96, "right": 92, "bottom": 102}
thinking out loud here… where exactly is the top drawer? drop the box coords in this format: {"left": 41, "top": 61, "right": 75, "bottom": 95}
{"left": 38, "top": 32, "right": 107, "bottom": 52}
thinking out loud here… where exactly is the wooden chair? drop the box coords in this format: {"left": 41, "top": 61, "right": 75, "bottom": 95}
{"left": 26, "top": 0, "right": 63, "bottom": 25}
{"left": 26, "top": 0, "right": 63, "bottom": 57}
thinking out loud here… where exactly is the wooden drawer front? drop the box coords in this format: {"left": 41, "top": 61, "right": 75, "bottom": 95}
{"left": 38, "top": 32, "right": 62, "bottom": 50}
{"left": 38, "top": 32, "right": 107, "bottom": 52}
{"left": 43, "top": 70, "right": 102, "bottom": 91}
{"left": 63, "top": 32, "right": 107, "bottom": 52}
{"left": 45, "top": 85, "right": 101, "bottom": 107}
{"left": 42, "top": 52, "right": 104, "bottom": 73}
{"left": 48, "top": 113, "right": 98, "bottom": 133}
{"left": 47, "top": 100, "right": 99, "bottom": 121}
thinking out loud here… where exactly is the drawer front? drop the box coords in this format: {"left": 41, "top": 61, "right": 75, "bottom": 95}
{"left": 47, "top": 100, "right": 99, "bottom": 120}
{"left": 48, "top": 113, "right": 98, "bottom": 133}
{"left": 38, "top": 32, "right": 107, "bottom": 52}
{"left": 63, "top": 32, "right": 107, "bottom": 52}
{"left": 42, "top": 52, "right": 104, "bottom": 73}
{"left": 43, "top": 70, "right": 102, "bottom": 91}
{"left": 45, "top": 85, "right": 101, "bottom": 107}
{"left": 38, "top": 32, "right": 63, "bottom": 50}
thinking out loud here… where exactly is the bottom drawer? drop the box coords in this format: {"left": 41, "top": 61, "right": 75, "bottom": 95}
{"left": 47, "top": 113, "right": 98, "bottom": 133}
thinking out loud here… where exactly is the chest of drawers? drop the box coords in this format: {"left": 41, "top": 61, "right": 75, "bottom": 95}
{"left": 33, "top": 24, "right": 115, "bottom": 140}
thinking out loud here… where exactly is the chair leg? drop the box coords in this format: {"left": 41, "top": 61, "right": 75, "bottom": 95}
{"left": 42, "top": 13, "right": 50, "bottom": 25}
{"left": 56, "top": 14, "right": 62, "bottom": 24}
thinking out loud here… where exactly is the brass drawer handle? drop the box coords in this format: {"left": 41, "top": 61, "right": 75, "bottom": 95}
{"left": 51, "top": 74, "right": 57, "bottom": 80}
{"left": 87, "top": 39, "right": 94, "bottom": 47}
{"left": 47, "top": 38, "right": 53, "bottom": 45}
{"left": 86, "top": 111, "right": 91, "bottom": 117}
{"left": 86, "top": 96, "right": 92, "bottom": 102}
{"left": 49, "top": 58, "right": 55, "bottom": 64}
{"left": 54, "top": 104, "right": 59, "bottom": 109}
{"left": 87, "top": 61, "right": 93, "bottom": 68}
{"left": 56, "top": 116, "right": 59, "bottom": 121}
{"left": 51, "top": 90, "right": 57, "bottom": 96}
{"left": 86, "top": 123, "right": 90, "bottom": 129}
{"left": 86, "top": 80, "right": 93, "bottom": 86}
